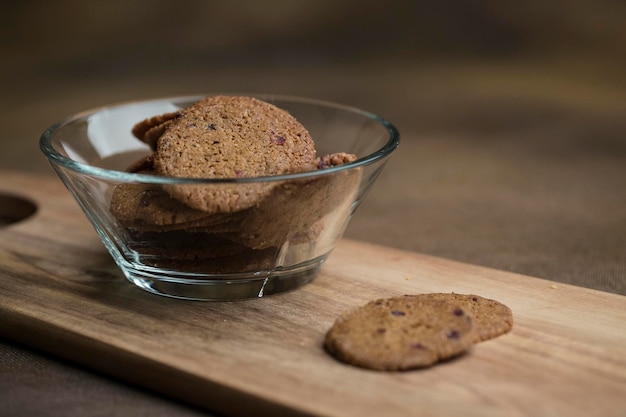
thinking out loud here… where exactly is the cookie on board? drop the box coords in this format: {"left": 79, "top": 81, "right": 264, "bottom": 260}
{"left": 406, "top": 293, "right": 513, "bottom": 343}
{"left": 324, "top": 296, "right": 476, "bottom": 371}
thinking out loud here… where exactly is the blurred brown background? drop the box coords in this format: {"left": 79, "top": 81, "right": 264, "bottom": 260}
{"left": 1, "top": 1, "right": 626, "bottom": 416}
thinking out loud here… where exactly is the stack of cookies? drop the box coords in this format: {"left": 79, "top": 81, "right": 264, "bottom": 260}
{"left": 109, "top": 96, "right": 360, "bottom": 273}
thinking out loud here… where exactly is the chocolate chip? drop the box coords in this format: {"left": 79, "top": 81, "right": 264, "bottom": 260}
{"left": 318, "top": 159, "right": 330, "bottom": 169}
{"left": 377, "top": 328, "right": 387, "bottom": 334}
{"left": 207, "top": 123, "right": 216, "bottom": 130}
{"left": 410, "top": 342, "right": 426, "bottom": 350}
{"left": 391, "top": 310, "right": 405, "bottom": 316}
{"left": 447, "top": 330, "right": 460, "bottom": 339}
{"left": 453, "top": 308, "right": 464, "bottom": 316}
{"left": 270, "top": 134, "right": 286, "bottom": 145}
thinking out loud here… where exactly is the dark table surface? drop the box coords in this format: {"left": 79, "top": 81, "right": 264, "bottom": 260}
{"left": 1, "top": 1, "right": 625, "bottom": 416}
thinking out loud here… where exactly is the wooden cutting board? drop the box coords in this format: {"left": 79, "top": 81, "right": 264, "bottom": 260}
{"left": 1, "top": 169, "right": 625, "bottom": 417}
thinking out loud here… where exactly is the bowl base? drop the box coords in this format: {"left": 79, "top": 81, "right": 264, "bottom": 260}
{"left": 120, "top": 257, "right": 325, "bottom": 301}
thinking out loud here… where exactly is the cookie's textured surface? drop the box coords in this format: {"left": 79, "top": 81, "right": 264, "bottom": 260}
{"left": 110, "top": 176, "right": 234, "bottom": 231}
{"left": 315, "top": 152, "right": 358, "bottom": 169}
{"left": 234, "top": 153, "right": 360, "bottom": 249}
{"left": 143, "top": 119, "right": 175, "bottom": 151}
{"left": 324, "top": 296, "right": 475, "bottom": 371}
{"left": 154, "top": 96, "right": 316, "bottom": 213}
{"left": 131, "top": 111, "right": 180, "bottom": 150}
{"left": 125, "top": 154, "right": 155, "bottom": 173}
{"left": 409, "top": 293, "right": 513, "bottom": 342}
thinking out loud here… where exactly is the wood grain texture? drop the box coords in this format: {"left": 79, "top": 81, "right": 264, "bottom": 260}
{"left": 1, "top": 170, "right": 625, "bottom": 417}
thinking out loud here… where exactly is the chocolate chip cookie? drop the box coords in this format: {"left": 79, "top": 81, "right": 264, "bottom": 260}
{"left": 153, "top": 96, "right": 316, "bottom": 213}
{"left": 324, "top": 296, "right": 476, "bottom": 371}
{"left": 407, "top": 293, "right": 513, "bottom": 343}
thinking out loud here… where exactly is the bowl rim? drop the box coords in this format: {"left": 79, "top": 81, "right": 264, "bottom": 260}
{"left": 39, "top": 94, "right": 400, "bottom": 184}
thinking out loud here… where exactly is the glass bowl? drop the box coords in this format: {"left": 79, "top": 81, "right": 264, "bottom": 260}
{"left": 40, "top": 95, "right": 400, "bottom": 300}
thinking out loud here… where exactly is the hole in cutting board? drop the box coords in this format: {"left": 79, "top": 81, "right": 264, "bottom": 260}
{"left": 0, "top": 193, "right": 38, "bottom": 227}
